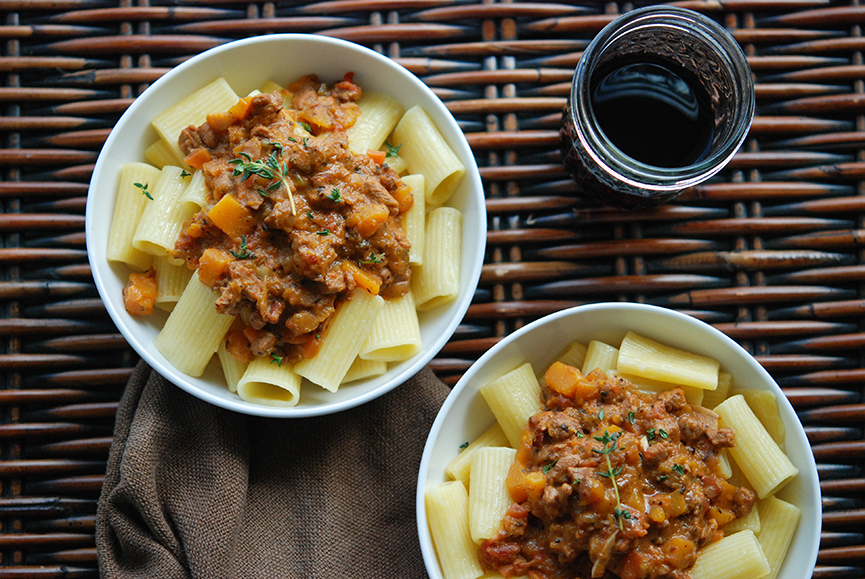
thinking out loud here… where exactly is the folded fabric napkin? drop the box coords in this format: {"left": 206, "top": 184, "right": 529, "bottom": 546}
{"left": 96, "top": 360, "right": 450, "bottom": 578}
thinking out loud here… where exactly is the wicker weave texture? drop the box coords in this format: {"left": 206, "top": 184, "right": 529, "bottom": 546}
{"left": 1, "top": 0, "right": 864, "bottom": 577}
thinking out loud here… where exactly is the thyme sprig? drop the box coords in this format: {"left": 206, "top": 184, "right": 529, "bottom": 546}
{"left": 593, "top": 429, "right": 626, "bottom": 530}
{"left": 384, "top": 140, "right": 401, "bottom": 158}
{"left": 230, "top": 148, "right": 296, "bottom": 215}
{"left": 133, "top": 182, "right": 153, "bottom": 200}
{"left": 229, "top": 235, "right": 254, "bottom": 260}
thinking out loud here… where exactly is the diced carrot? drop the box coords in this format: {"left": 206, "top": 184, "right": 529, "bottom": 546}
{"left": 347, "top": 203, "right": 389, "bottom": 238}
{"left": 367, "top": 149, "right": 386, "bottom": 164}
{"left": 341, "top": 261, "right": 382, "bottom": 295}
{"left": 122, "top": 269, "right": 157, "bottom": 316}
{"left": 197, "top": 248, "right": 232, "bottom": 286}
{"left": 391, "top": 182, "right": 414, "bottom": 213}
{"left": 506, "top": 460, "right": 528, "bottom": 503}
{"left": 184, "top": 147, "right": 212, "bottom": 170}
{"left": 207, "top": 194, "right": 254, "bottom": 238}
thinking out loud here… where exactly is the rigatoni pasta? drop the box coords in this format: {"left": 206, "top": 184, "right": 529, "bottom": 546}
{"left": 236, "top": 356, "right": 302, "bottom": 407}
{"left": 426, "top": 481, "right": 484, "bottom": 579}
{"left": 106, "top": 162, "right": 161, "bottom": 271}
{"left": 293, "top": 289, "right": 384, "bottom": 392}
{"left": 468, "top": 447, "right": 516, "bottom": 543}
{"left": 714, "top": 395, "right": 798, "bottom": 498}
{"left": 153, "top": 272, "right": 235, "bottom": 377}
{"left": 392, "top": 105, "right": 466, "bottom": 207}
{"left": 479, "top": 362, "right": 541, "bottom": 448}
{"left": 413, "top": 206, "right": 461, "bottom": 311}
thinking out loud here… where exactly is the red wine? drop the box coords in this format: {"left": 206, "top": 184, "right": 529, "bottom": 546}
{"left": 590, "top": 60, "right": 714, "bottom": 169}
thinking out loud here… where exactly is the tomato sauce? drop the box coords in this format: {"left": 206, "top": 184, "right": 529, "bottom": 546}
{"left": 480, "top": 366, "right": 756, "bottom": 579}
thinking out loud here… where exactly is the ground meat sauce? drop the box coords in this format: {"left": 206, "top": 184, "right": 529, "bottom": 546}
{"left": 174, "top": 74, "right": 413, "bottom": 363}
{"left": 480, "top": 365, "right": 756, "bottom": 579}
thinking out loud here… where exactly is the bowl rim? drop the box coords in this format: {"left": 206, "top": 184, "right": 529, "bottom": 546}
{"left": 416, "top": 301, "right": 821, "bottom": 579}
{"left": 85, "top": 33, "right": 486, "bottom": 417}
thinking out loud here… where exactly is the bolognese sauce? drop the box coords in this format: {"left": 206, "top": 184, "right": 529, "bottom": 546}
{"left": 173, "top": 74, "right": 413, "bottom": 364}
{"left": 480, "top": 364, "right": 756, "bottom": 579}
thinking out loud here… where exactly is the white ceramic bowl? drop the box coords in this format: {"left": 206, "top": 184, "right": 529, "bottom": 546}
{"left": 85, "top": 34, "right": 486, "bottom": 417}
{"left": 417, "top": 302, "right": 820, "bottom": 579}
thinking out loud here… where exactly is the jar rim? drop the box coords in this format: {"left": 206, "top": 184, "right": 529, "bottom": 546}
{"left": 569, "top": 6, "right": 755, "bottom": 191}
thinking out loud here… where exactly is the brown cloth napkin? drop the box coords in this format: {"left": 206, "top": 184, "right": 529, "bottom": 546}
{"left": 96, "top": 360, "right": 449, "bottom": 579}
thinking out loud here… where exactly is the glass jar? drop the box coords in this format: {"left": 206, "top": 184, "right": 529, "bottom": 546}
{"left": 560, "top": 6, "right": 755, "bottom": 209}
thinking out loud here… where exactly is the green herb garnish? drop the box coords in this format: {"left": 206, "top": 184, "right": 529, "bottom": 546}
{"left": 359, "top": 253, "right": 385, "bottom": 266}
{"left": 385, "top": 140, "right": 401, "bottom": 158}
{"left": 229, "top": 151, "right": 296, "bottom": 214}
{"left": 327, "top": 188, "right": 341, "bottom": 202}
{"left": 270, "top": 353, "right": 283, "bottom": 366}
{"left": 628, "top": 411, "right": 635, "bottom": 425}
{"left": 229, "top": 235, "right": 254, "bottom": 260}
{"left": 133, "top": 182, "right": 153, "bottom": 200}
{"left": 180, "top": 169, "right": 191, "bottom": 178}
{"left": 593, "top": 430, "right": 626, "bottom": 530}
{"left": 316, "top": 229, "right": 330, "bottom": 236}
{"left": 672, "top": 463, "right": 685, "bottom": 476}
{"left": 542, "top": 458, "right": 558, "bottom": 474}
{"left": 459, "top": 441, "right": 469, "bottom": 450}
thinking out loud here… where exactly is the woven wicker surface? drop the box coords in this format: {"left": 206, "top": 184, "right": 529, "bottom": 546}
{"left": 1, "top": 0, "right": 864, "bottom": 576}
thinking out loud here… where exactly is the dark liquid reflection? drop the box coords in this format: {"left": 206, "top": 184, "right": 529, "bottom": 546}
{"left": 591, "top": 61, "right": 714, "bottom": 169}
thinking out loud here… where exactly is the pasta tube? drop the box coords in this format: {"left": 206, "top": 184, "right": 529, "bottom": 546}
{"left": 468, "top": 447, "right": 516, "bottom": 544}
{"left": 154, "top": 272, "right": 235, "bottom": 377}
{"left": 106, "top": 162, "right": 161, "bottom": 271}
{"left": 480, "top": 362, "right": 542, "bottom": 448}
{"left": 237, "top": 356, "right": 301, "bottom": 407}
{"left": 425, "top": 481, "right": 484, "bottom": 579}
{"left": 689, "top": 530, "right": 769, "bottom": 579}
{"left": 392, "top": 105, "right": 465, "bottom": 207}
{"left": 617, "top": 330, "right": 720, "bottom": 390}
{"left": 412, "top": 207, "right": 461, "bottom": 311}
{"left": 293, "top": 289, "right": 384, "bottom": 392}
{"left": 714, "top": 395, "right": 798, "bottom": 498}
{"left": 446, "top": 422, "right": 510, "bottom": 487}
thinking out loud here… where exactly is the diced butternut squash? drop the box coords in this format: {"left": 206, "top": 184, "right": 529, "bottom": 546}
{"left": 544, "top": 361, "right": 599, "bottom": 401}
{"left": 391, "top": 182, "right": 414, "bottom": 213}
{"left": 207, "top": 194, "right": 254, "bottom": 238}
{"left": 184, "top": 147, "right": 212, "bottom": 170}
{"left": 347, "top": 203, "right": 389, "bottom": 237}
{"left": 506, "top": 461, "right": 528, "bottom": 503}
{"left": 341, "top": 261, "right": 382, "bottom": 295}
{"left": 525, "top": 470, "right": 547, "bottom": 502}
{"left": 227, "top": 95, "right": 253, "bottom": 121}
{"left": 122, "top": 269, "right": 157, "bottom": 316}
{"left": 197, "top": 248, "right": 232, "bottom": 286}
